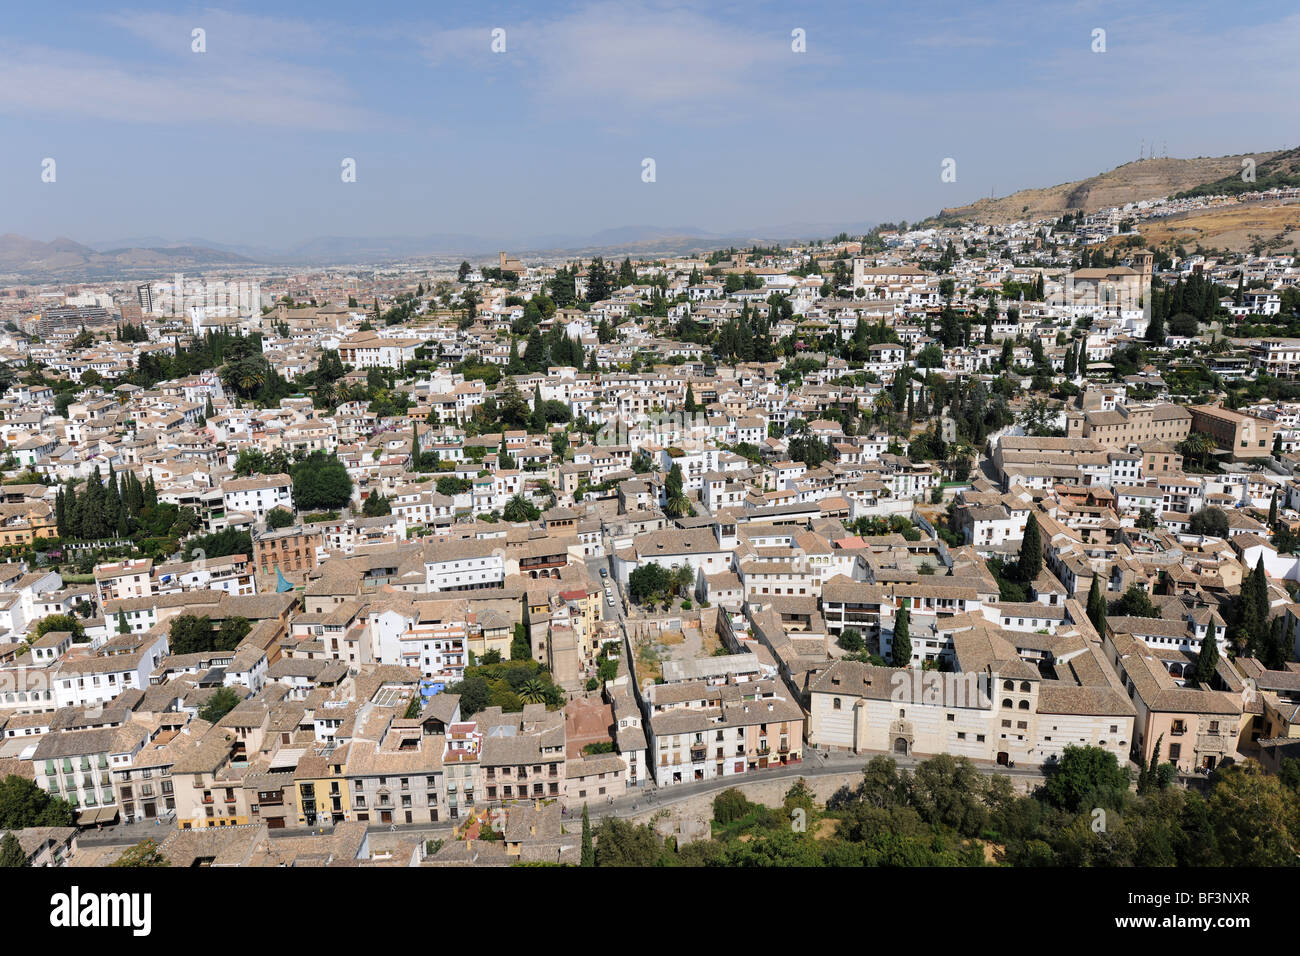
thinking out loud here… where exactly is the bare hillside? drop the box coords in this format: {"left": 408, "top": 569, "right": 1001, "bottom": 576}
{"left": 931, "top": 152, "right": 1279, "bottom": 224}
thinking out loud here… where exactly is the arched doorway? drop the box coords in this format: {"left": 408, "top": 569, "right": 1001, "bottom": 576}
{"left": 893, "top": 737, "right": 909, "bottom": 755}
{"left": 997, "top": 751, "right": 1009, "bottom": 766}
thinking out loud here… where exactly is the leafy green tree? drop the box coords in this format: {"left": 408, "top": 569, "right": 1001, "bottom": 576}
{"left": 0, "top": 832, "right": 28, "bottom": 867}
{"left": 510, "top": 623, "right": 532, "bottom": 662}
{"left": 908, "top": 754, "right": 991, "bottom": 836}
{"left": 216, "top": 617, "right": 251, "bottom": 651}
{"left": 1112, "top": 585, "right": 1159, "bottom": 619}
{"left": 787, "top": 419, "right": 833, "bottom": 468}
{"left": 1042, "top": 745, "right": 1129, "bottom": 813}
{"left": 628, "top": 563, "right": 671, "bottom": 604}
{"left": 1188, "top": 506, "right": 1229, "bottom": 538}
{"left": 291, "top": 452, "right": 353, "bottom": 511}
{"left": 266, "top": 507, "right": 295, "bottom": 529}
{"left": 593, "top": 817, "right": 663, "bottom": 867}
{"left": 184, "top": 529, "right": 252, "bottom": 562}
{"left": 33, "top": 613, "right": 85, "bottom": 644}
{"left": 1207, "top": 761, "right": 1300, "bottom": 866}
{"left": 111, "top": 838, "right": 167, "bottom": 867}
{"left": 0, "top": 775, "right": 76, "bottom": 829}
{"left": 169, "top": 615, "right": 214, "bottom": 655}
{"left": 198, "top": 686, "right": 241, "bottom": 724}
{"left": 436, "top": 477, "right": 471, "bottom": 496}
{"left": 362, "top": 493, "right": 392, "bottom": 517}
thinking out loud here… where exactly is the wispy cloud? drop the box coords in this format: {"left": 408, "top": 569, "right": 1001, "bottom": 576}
{"left": 0, "top": 9, "right": 373, "bottom": 130}
{"left": 909, "top": 31, "right": 1001, "bottom": 49}
{"left": 422, "top": 1, "right": 819, "bottom": 118}
{"left": 103, "top": 8, "right": 331, "bottom": 57}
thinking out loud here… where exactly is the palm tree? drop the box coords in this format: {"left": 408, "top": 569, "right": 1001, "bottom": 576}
{"left": 666, "top": 490, "right": 691, "bottom": 518}
{"left": 222, "top": 358, "right": 266, "bottom": 398}
{"left": 1178, "top": 432, "right": 1216, "bottom": 472}
{"left": 315, "top": 379, "right": 336, "bottom": 408}
{"left": 519, "top": 679, "right": 547, "bottom": 705}
{"left": 873, "top": 393, "right": 894, "bottom": 426}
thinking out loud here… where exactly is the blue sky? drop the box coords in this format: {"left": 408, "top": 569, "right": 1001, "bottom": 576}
{"left": 3, "top": 0, "right": 1298, "bottom": 249}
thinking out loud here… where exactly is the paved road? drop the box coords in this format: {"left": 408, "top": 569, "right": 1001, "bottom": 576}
{"left": 583, "top": 553, "right": 626, "bottom": 624}
{"left": 77, "top": 749, "right": 1052, "bottom": 849}
{"left": 577, "top": 748, "right": 1047, "bottom": 823}
{"left": 76, "top": 812, "right": 179, "bottom": 848}
{"left": 288, "top": 749, "right": 1051, "bottom": 845}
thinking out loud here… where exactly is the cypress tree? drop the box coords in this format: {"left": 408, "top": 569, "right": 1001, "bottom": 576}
{"left": 1232, "top": 558, "right": 1269, "bottom": 655}
{"left": 1139, "top": 734, "right": 1164, "bottom": 794}
{"left": 67, "top": 481, "right": 85, "bottom": 540}
{"left": 1196, "top": 619, "right": 1219, "bottom": 686}
{"left": 123, "top": 472, "right": 142, "bottom": 520}
{"left": 1251, "top": 558, "right": 1271, "bottom": 654}
{"left": 1086, "top": 573, "right": 1108, "bottom": 637}
{"left": 523, "top": 329, "right": 546, "bottom": 372}
{"left": 581, "top": 804, "right": 594, "bottom": 867}
{"left": 1017, "top": 512, "right": 1043, "bottom": 583}
{"left": 105, "top": 471, "right": 121, "bottom": 535}
{"left": 1269, "top": 491, "right": 1278, "bottom": 530}
{"left": 531, "top": 385, "right": 546, "bottom": 433}
{"left": 1145, "top": 298, "right": 1164, "bottom": 345}
{"left": 891, "top": 605, "right": 912, "bottom": 667}
{"left": 81, "top": 467, "right": 108, "bottom": 539}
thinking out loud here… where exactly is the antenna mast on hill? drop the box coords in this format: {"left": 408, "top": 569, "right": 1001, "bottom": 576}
{"left": 1139, "top": 139, "right": 1145, "bottom": 160}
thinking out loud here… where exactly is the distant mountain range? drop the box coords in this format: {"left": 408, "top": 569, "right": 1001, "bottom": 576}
{"left": 0, "top": 220, "right": 878, "bottom": 282}
{"left": 0, "top": 234, "right": 255, "bottom": 282}
{"left": 8, "top": 150, "right": 1298, "bottom": 281}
